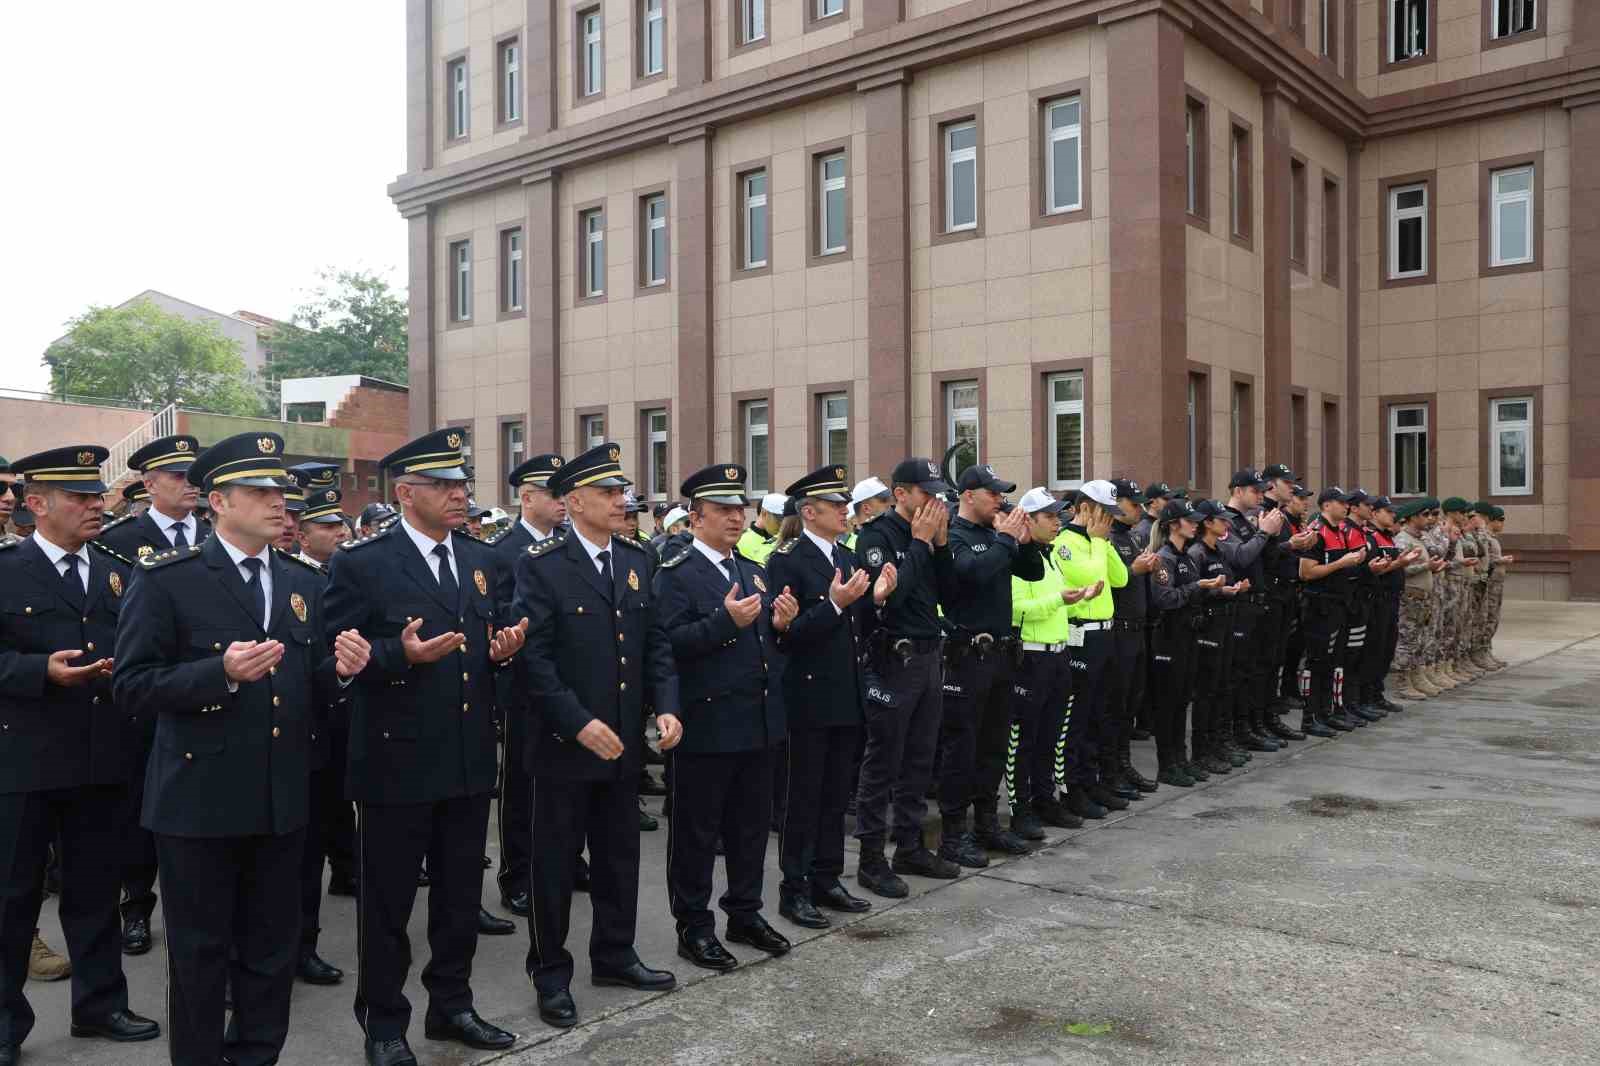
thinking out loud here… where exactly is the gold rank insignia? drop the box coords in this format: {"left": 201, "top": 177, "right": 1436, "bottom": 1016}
{"left": 627, "top": 568, "right": 640, "bottom": 591}
{"left": 473, "top": 569, "right": 487, "bottom": 596}
{"left": 753, "top": 574, "right": 767, "bottom": 593}
{"left": 290, "top": 592, "right": 307, "bottom": 623}
{"left": 725, "top": 467, "right": 740, "bottom": 480}
{"left": 175, "top": 439, "right": 190, "bottom": 451}
{"left": 258, "top": 437, "right": 277, "bottom": 454}
{"left": 109, "top": 572, "right": 123, "bottom": 597}
{"left": 77, "top": 450, "right": 97, "bottom": 466}
{"left": 446, "top": 432, "right": 462, "bottom": 449}
{"left": 138, "top": 545, "right": 154, "bottom": 558}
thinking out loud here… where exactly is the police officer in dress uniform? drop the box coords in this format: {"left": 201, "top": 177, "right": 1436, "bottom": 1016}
{"left": 512, "top": 443, "right": 682, "bottom": 1030}
{"left": 112, "top": 432, "right": 372, "bottom": 1066}
{"left": 98, "top": 434, "right": 210, "bottom": 957}
{"left": 291, "top": 484, "right": 355, "bottom": 987}
{"left": 121, "top": 480, "right": 150, "bottom": 517}
{"left": 767, "top": 465, "right": 887, "bottom": 930}
{"left": 1104, "top": 478, "right": 1161, "bottom": 798}
{"left": 489, "top": 452, "right": 568, "bottom": 919}
{"left": 323, "top": 429, "right": 527, "bottom": 1066}
{"left": 0, "top": 447, "right": 160, "bottom": 1066}
{"left": 655, "top": 464, "right": 796, "bottom": 970}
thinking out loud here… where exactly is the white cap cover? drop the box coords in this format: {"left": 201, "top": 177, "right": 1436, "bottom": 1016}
{"left": 850, "top": 477, "right": 891, "bottom": 506}
{"left": 662, "top": 506, "right": 690, "bottom": 528}
{"left": 760, "top": 493, "right": 788, "bottom": 515}
{"left": 1078, "top": 479, "right": 1119, "bottom": 508}
{"left": 1018, "top": 487, "right": 1064, "bottom": 514}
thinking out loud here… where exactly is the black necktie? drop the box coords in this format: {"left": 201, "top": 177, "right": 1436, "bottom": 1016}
{"left": 171, "top": 522, "right": 188, "bottom": 549}
{"left": 832, "top": 544, "right": 849, "bottom": 574}
{"left": 432, "top": 544, "right": 459, "bottom": 603}
{"left": 241, "top": 557, "right": 266, "bottom": 629}
{"left": 596, "top": 550, "right": 613, "bottom": 596}
{"left": 720, "top": 558, "right": 737, "bottom": 588}
{"left": 60, "top": 555, "right": 84, "bottom": 608}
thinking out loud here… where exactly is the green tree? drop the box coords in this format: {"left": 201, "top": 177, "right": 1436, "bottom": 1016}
{"left": 43, "top": 299, "right": 268, "bottom": 415}
{"left": 265, "top": 269, "right": 408, "bottom": 388}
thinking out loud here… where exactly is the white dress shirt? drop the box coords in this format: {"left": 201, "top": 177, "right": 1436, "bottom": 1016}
{"left": 521, "top": 518, "right": 557, "bottom": 543}
{"left": 400, "top": 517, "right": 456, "bottom": 583}
{"left": 32, "top": 532, "right": 91, "bottom": 594}
{"left": 214, "top": 533, "right": 273, "bottom": 629}
{"left": 803, "top": 528, "right": 844, "bottom": 614}
{"left": 150, "top": 506, "right": 198, "bottom": 547}
{"left": 569, "top": 527, "right": 613, "bottom": 576}
{"left": 691, "top": 536, "right": 736, "bottom": 580}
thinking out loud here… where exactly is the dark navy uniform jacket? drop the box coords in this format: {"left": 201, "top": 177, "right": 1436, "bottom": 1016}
{"left": 852, "top": 509, "right": 951, "bottom": 641}
{"left": 652, "top": 543, "right": 782, "bottom": 754}
{"left": 97, "top": 509, "right": 211, "bottom": 563}
{"left": 0, "top": 535, "right": 138, "bottom": 792}
{"left": 324, "top": 522, "right": 509, "bottom": 806}
{"left": 513, "top": 531, "right": 679, "bottom": 781}
{"left": 766, "top": 533, "right": 869, "bottom": 731}
{"left": 489, "top": 520, "right": 558, "bottom": 757}
{"left": 112, "top": 536, "right": 340, "bottom": 837}
{"left": 276, "top": 547, "right": 346, "bottom": 773}
{"left": 943, "top": 515, "right": 1042, "bottom": 636}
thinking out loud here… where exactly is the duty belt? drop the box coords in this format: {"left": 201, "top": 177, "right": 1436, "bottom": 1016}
{"left": 1022, "top": 641, "right": 1068, "bottom": 653}
{"left": 1074, "top": 619, "right": 1112, "bottom": 632}
{"left": 1111, "top": 618, "right": 1145, "bottom": 633}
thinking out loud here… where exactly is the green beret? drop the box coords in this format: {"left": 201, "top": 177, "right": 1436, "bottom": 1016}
{"left": 1396, "top": 499, "right": 1424, "bottom": 521}
{"left": 1441, "top": 496, "right": 1468, "bottom": 513}
{"left": 1470, "top": 500, "right": 1492, "bottom": 514}
{"left": 1489, "top": 506, "right": 1506, "bottom": 521}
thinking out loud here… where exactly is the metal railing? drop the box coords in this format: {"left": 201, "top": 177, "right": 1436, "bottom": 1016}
{"left": 101, "top": 403, "right": 178, "bottom": 484}
{"left": 0, "top": 386, "right": 154, "bottom": 412}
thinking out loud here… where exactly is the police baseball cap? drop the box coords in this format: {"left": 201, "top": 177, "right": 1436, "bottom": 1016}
{"left": 1292, "top": 484, "right": 1316, "bottom": 498}
{"left": 1110, "top": 477, "right": 1144, "bottom": 502}
{"left": 1143, "top": 481, "right": 1175, "bottom": 502}
{"left": 1018, "top": 487, "right": 1066, "bottom": 515}
{"left": 1191, "top": 498, "right": 1228, "bottom": 520}
{"left": 1345, "top": 488, "right": 1371, "bottom": 506}
{"left": 1370, "top": 495, "right": 1396, "bottom": 513}
{"left": 623, "top": 491, "right": 647, "bottom": 514}
{"left": 760, "top": 492, "right": 789, "bottom": 515}
{"left": 891, "top": 457, "right": 952, "bottom": 495}
{"left": 958, "top": 464, "right": 1016, "bottom": 495}
{"left": 1161, "top": 499, "right": 1198, "bottom": 522}
{"left": 1317, "top": 485, "right": 1360, "bottom": 505}
{"left": 1229, "top": 467, "right": 1268, "bottom": 489}
{"left": 1262, "top": 463, "right": 1295, "bottom": 481}
{"left": 1077, "top": 479, "right": 1119, "bottom": 508}
{"left": 850, "top": 477, "right": 892, "bottom": 506}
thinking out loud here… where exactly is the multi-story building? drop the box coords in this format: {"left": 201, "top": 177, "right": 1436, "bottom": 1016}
{"left": 390, "top": 0, "right": 1596, "bottom": 600}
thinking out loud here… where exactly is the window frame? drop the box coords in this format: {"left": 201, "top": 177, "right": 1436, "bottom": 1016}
{"left": 1228, "top": 116, "right": 1253, "bottom": 250}
{"left": 446, "top": 236, "right": 473, "bottom": 326}
{"left": 636, "top": 0, "right": 667, "bottom": 84}
{"left": 730, "top": 0, "right": 770, "bottom": 53}
{"left": 805, "top": 0, "right": 847, "bottom": 31}
{"left": 1381, "top": 394, "right": 1436, "bottom": 499}
{"left": 1322, "top": 171, "right": 1342, "bottom": 286}
{"left": 575, "top": 201, "right": 608, "bottom": 305}
{"left": 574, "top": 406, "right": 608, "bottom": 453}
{"left": 1031, "top": 361, "right": 1093, "bottom": 493}
{"left": 1185, "top": 366, "right": 1211, "bottom": 497}
{"left": 732, "top": 391, "right": 775, "bottom": 496}
{"left": 575, "top": 7, "right": 605, "bottom": 104}
{"left": 1485, "top": 0, "right": 1542, "bottom": 48}
{"left": 1184, "top": 89, "right": 1210, "bottom": 230}
{"left": 1029, "top": 80, "right": 1093, "bottom": 229}
{"left": 1480, "top": 154, "right": 1543, "bottom": 277}
{"left": 638, "top": 403, "right": 672, "bottom": 503}
{"left": 1290, "top": 387, "right": 1309, "bottom": 478}
{"left": 498, "top": 224, "right": 525, "bottom": 319}
{"left": 805, "top": 143, "right": 853, "bottom": 265}
{"left": 932, "top": 371, "right": 986, "bottom": 475}
{"left": 497, "top": 33, "right": 523, "bottom": 129}
{"left": 444, "top": 53, "right": 470, "bottom": 142}
{"left": 1230, "top": 373, "right": 1255, "bottom": 473}
{"left": 1481, "top": 387, "right": 1542, "bottom": 503}
{"left": 1320, "top": 0, "right": 1339, "bottom": 64}
{"left": 1322, "top": 397, "right": 1341, "bottom": 485}
{"left": 731, "top": 161, "right": 773, "bottom": 277}
{"left": 930, "top": 108, "right": 984, "bottom": 245}
{"left": 1378, "top": 171, "right": 1436, "bottom": 289}
{"left": 1380, "top": 0, "right": 1436, "bottom": 72}
{"left": 499, "top": 415, "right": 527, "bottom": 505}
{"left": 816, "top": 390, "right": 851, "bottom": 470}
{"left": 1289, "top": 153, "right": 1309, "bottom": 273}
{"left": 637, "top": 188, "right": 671, "bottom": 291}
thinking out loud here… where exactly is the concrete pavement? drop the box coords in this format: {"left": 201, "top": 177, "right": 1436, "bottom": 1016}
{"left": 23, "top": 600, "right": 1600, "bottom": 1064}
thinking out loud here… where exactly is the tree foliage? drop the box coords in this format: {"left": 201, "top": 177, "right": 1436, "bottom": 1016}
{"left": 265, "top": 269, "right": 409, "bottom": 388}
{"left": 43, "top": 299, "right": 267, "bottom": 415}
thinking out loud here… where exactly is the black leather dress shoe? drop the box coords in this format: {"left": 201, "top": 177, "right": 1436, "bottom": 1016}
{"left": 856, "top": 861, "right": 908, "bottom": 899}
{"left": 592, "top": 960, "right": 677, "bottom": 990}
{"left": 298, "top": 949, "right": 344, "bottom": 985}
{"left": 423, "top": 1008, "right": 516, "bottom": 1050}
{"left": 477, "top": 906, "right": 515, "bottom": 935}
{"left": 537, "top": 988, "right": 578, "bottom": 1029}
{"left": 893, "top": 846, "right": 960, "bottom": 879}
{"left": 364, "top": 1035, "right": 419, "bottom": 1065}
{"left": 726, "top": 915, "right": 791, "bottom": 956}
{"left": 501, "top": 890, "right": 531, "bottom": 917}
{"left": 121, "top": 916, "right": 152, "bottom": 956}
{"left": 677, "top": 931, "right": 738, "bottom": 971}
{"left": 781, "top": 893, "right": 830, "bottom": 928}
{"left": 70, "top": 1009, "right": 161, "bottom": 1042}
{"left": 812, "top": 881, "right": 871, "bottom": 913}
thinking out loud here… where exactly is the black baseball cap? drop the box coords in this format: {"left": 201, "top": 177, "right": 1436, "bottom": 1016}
{"left": 1192, "top": 499, "right": 1228, "bottom": 520}
{"left": 1160, "top": 499, "right": 1197, "bottom": 522}
{"left": 1262, "top": 463, "right": 1295, "bottom": 481}
{"left": 1318, "top": 485, "right": 1360, "bottom": 505}
{"left": 957, "top": 463, "right": 1016, "bottom": 494}
{"left": 1292, "top": 484, "right": 1315, "bottom": 498}
{"left": 1229, "top": 468, "right": 1268, "bottom": 489}
{"left": 891, "top": 457, "right": 952, "bottom": 495}
{"left": 1346, "top": 488, "right": 1371, "bottom": 506}
{"left": 1110, "top": 477, "right": 1144, "bottom": 502}
{"left": 1143, "top": 481, "right": 1174, "bottom": 502}
{"left": 1370, "top": 495, "right": 1396, "bottom": 513}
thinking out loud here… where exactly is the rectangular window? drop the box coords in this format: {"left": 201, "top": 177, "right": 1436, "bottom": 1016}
{"left": 1186, "top": 374, "right": 1201, "bottom": 491}
{"left": 1388, "top": 182, "right": 1428, "bottom": 279}
{"left": 501, "top": 419, "right": 526, "bottom": 499}
{"left": 818, "top": 153, "right": 847, "bottom": 256}
{"left": 580, "top": 208, "right": 605, "bottom": 298}
{"left": 1321, "top": 0, "right": 1338, "bottom": 60}
{"left": 1185, "top": 97, "right": 1207, "bottom": 219}
{"left": 1229, "top": 122, "right": 1252, "bottom": 244}
{"left": 1388, "top": 403, "right": 1429, "bottom": 496}
{"left": 1490, "top": 165, "right": 1534, "bottom": 268}
{"left": 640, "top": 0, "right": 665, "bottom": 77}
{"left": 820, "top": 392, "right": 849, "bottom": 467}
{"left": 743, "top": 400, "right": 771, "bottom": 495}
{"left": 645, "top": 408, "right": 669, "bottom": 501}
{"left": 1232, "top": 380, "right": 1251, "bottom": 469}
{"left": 500, "top": 227, "right": 524, "bottom": 313}
{"left": 642, "top": 194, "right": 668, "bottom": 287}
{"left": 942, "top": 121, "right": 979, "bottom": 234}
{"left": 1046, "top": 372, "right": 1084, "bottom": 491}
{"left": 579, "top": 9, "right": 604, "bottom": 97}
{"left": 818, "top": 0, "right": 844, "bottom": 18}
{"left": 742, "top": 169, "right": 768, "bottom": 269}
{"left": 1488, "top": 396, "right": 1533, "bottom": 496}
{"left": 1290, "top": 158, "right": 1308, "bottom": 268}
{"left": 1291, "top": 392, "right": 1308, "bottom": 475}
{"left": 367, "top": 475, "right": 379, "bottom": 492}
{"left": 447, "top": 57, "right": 469, "bottom": 139}
{"left": 499, "top": 38, "right": 521, "bottom": 124}
{"left": 945, "top": 380, "right": 980, "bottom": 474}
{"left": 1323, "top": 400, "right": 1340, "bottom": 484}
{"left": 285, "top": 401, "right": 327, "bottom": 423}
{"left": 1390, "top": 0, "right": 1428, "bottom": 62}
{"left": 741, "top": 0, "right": 766, "bottom": 42}
{"left": 580, "top": 412, "right": 606, "bottom": 450}
{"left": 1322, "top": 175, "right": 1341, "bottom": 284}
{"left": 1491, "top": 0, "right": 1536, "bottom": 39}
{"left": 1045, "top": 96, "right": 1083, "bottom": 215}
{"left": 449, "top": 239, "right": 472, "bottom": 322}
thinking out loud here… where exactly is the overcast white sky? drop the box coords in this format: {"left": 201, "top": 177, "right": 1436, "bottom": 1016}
{"left": 0, "top": 2, "right": 408, "bottom": 393}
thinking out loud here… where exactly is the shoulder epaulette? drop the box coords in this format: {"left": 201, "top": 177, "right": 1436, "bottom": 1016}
{"left": 611, "top": 534, "right": 646, "bottom": 553}
{"left": 273, "top": 546, "right": 326, "bottom": 575}
{"left": 526, "top": 537, "right": 563, "bottom": 560}
{"left": 773, "top": 537, "right": 799, "bottom": 555}
{"left": 139, "top": 545, "right": 203, "bottom": 570}
{"left": 0, "top": 534, "right": 18, "bottom": 551}
{"left": 340, "top": 524, "right": 393, "bottom": 551}
{"left": 89, "top": 541, "right": 134, "bottom": 566}
{"left": 453, "top": 527, "right": 487, "bottom": 544}
{"left": 660, "top": 548, "right": 690, "bottom": 568}
{"left": 98, "top": 512, "right": 136, "bottom": 535}
{"left": 484, "top": 526, "right": 509, "bottom": 545}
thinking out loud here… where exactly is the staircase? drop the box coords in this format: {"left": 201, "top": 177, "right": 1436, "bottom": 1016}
{"left": 101, "top": 403, "right": 177, "bottom": 488}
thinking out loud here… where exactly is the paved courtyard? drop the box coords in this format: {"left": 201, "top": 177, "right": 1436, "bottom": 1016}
{"left": 25, "top": 601, "right": 1600, "bottom": 1065}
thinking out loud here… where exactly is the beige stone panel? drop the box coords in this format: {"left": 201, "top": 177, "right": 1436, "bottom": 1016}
{"left": 1437, "top": 202, "right": 1477, "bottom": 246}
{"left": 912, "top": 291, "right": 933, "bottom": 335}
{"left": 1378, "top": 285, "right": 1437, "bottom": 325}
{"left": 1545, "top": 379, "right": 1570, "bottom": 425}
{"left": 1432, "top": 56, "right": 1481, "bottom": 86}
{"left": 930, "top": 241, "right": 990, "bottom": 289}
{"left": 1434, "top": 279, "right": 1479, "bottom": 320}
{"left": 1032, "top": 313, "right": 1093, "bottom": 360}
{"left": 1436, "top": 240, "right": 1479, "bottom": 284}
{"left": 1479, "top": 312, "right": 1543, "bottom": 352}
{"left": 929, "top": 282, "right": 988, "bottom": 331}
{"left": 773, "top": 351, "right": 809, "bottom": 389}
{"left": 1031, "top": 223, "right": 1094, "bottom": 273}
{"left": 1435, "top": 388, "right": 1476, "bottom": 431}
{"left": 1436, "top": 352, "right": 1480, "bottom": 386}
{"left": 1435, "top": 162, "right": 1477, "bottom": 207}
{"left": 984, "top": 404, "right": 1031, "bottom": 461}
{"left": 1499, "top": 503, "right": 1544, "bottom": 534}
{"left": 1545, "top": 419, "right": 1570, "bottom": 463}
{"left": 725, "top": 314, "right": 772, "bottom": 358}
{"left": 984, "top": 232, "right": 1031, "bottom": 281}
{"left": 911, "top": 331, "right": 932, "bottom": 375}
{"left": 1545, "top": 225, "right": 1569, "bottom": 270}
{"left": 985, "top": 277, "right": 1031, "bottom": 323}
{"left": 985, "top": 320, "right": 1033, "bottom": 366}
{"left": 1187, "top": 272, "right": 1229, "bottom": 324}
{"left": 1478, "top": 111, "right": 1548, "bottom": 162}
{"left": 1544, "top": 187, "right": 1570, "bottom": 232}
{"left": 986, "top": 190, "right": 1030, "bottom": 236}
{"left": 985, "top": 363, "right": 1031, "bottom": 413}
{"left": 1543, "top": 346, "right": 1569, "bottom": 384}
{"left": 1478, "top": 272, "right": 1544, "bottom": 316}
{"left": 982, "top": 44, "right": 1030, "bottom": 101}
{"left": 1477, "top": 347, "right": 1544, "bottom": 387}
{"left": 985, "top": 138, "right": 1030, "bottom": 194}
{"left": 1376, "top": 64, "right": 1437, "bottom": 100}
{"left": 1543, "top": 467, "right": 1569, "bottom": 506}
{"left": 932, "top": 325, "right": 985, "bottom": 372}
{"left": 1379, "top": 320, "right": 1439, "bottom": 360}
{"left": 728, "top": 352, "right": 775, "bottom": 393}
{"left": 1226, "top": 243, "right": 1260, "bottom": 295}
{"left": 1092, "top": 310, "right": 1110, "bottom": 357}
{"left": 1026, "top": 32, "right": 1093, "bottom": 91}
{"left": 1434, "top": 12, "right": 1479, "bottom": 60}
{"left": 1480, "top": 36, "right": 1552, "bottom": 74}
{"left": 803, "top": 302, "right": 854, "bottom": 346}
{"left": 1187, "top": 232, "right": 1223, "bottom": 282}
{"left": 805, "top": 260, "right": 855, "bottom": 306}
{"left": 634, "top": 292, "right": 675, "bottom": 332}
{"left": 805, "top": 342, "right": 854, "bottom": 383}
{"left": 1029, "top": 268, "right": 1094, "bottom": 318}
{"left": 771, "top": 309, "right": 806, "bottom": 351}
{"left": 983, "top": 94, "right": 1029, "bottom": 154}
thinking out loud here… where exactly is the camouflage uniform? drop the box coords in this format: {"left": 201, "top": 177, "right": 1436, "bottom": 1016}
{"left": 1478, "top": 530, "right": 1506, "bottom": 660}
{"left": 1421, "top": 524, "right": 1452, "bottom": 676}
{"left": 1455, "top": 525, "right": 1482, "bottom": 666}
{"left": 1393, "top": 527, "right": 1432, "bottom": 678}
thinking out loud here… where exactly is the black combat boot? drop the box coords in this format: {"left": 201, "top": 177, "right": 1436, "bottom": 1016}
{"left": 935, "top": 818, "right": 989, "bottom": 869}
{"left": 1064, "top": 786, "right": 1108, "bottom": 820}
{"left": 1119, "top": 741, "right": 1159, "bottom": 793}
{"left": 974, "top": 808, "right": 1031, "bottom": 855}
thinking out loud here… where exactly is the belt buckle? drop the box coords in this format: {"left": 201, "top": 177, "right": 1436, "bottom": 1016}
{"left": 972, "top": 632, "right": 994, "bottom": 661}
